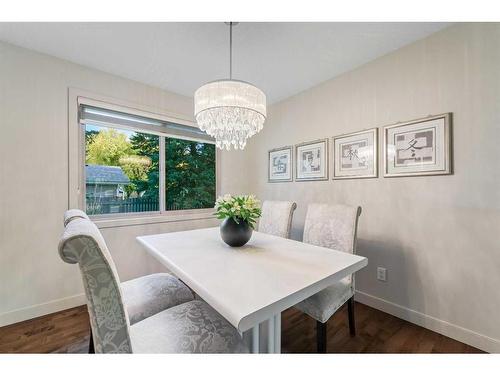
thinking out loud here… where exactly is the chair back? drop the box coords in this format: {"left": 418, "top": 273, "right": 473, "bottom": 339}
{"left": 258, "top": 200, "right": 297, "bottom": 238}
{"left": 63, "top": 208, "right": 90, "bottom": 226}
{"left": 303, "top": 203, "right": 362, "bottom": 254}
{"left": 58, "top": 213, "right": 132, "bottom": 353}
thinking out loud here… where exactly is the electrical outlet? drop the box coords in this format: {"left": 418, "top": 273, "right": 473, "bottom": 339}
{"left": 377, "top": 267, "right": 387, "bottom": 282}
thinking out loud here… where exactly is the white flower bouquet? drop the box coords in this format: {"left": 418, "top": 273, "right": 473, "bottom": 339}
{"left": 214, "top": 194, "right": 262, "bottom": 229}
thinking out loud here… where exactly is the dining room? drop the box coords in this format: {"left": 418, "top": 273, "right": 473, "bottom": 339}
{"left": 0, "top": 1, "right": 499, "bottom": 372}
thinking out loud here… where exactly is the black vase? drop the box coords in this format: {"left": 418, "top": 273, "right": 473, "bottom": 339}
{"left": 220, "top": 217, "right": 253, "bottom": 247}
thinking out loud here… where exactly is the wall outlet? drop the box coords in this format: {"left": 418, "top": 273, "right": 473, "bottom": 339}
{"left": 377, "top": 267, "right": 387, "bottom": 282}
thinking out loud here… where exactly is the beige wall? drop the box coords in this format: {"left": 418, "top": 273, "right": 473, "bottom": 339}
{"left": 243, "top": 23, "right": 500, "bottom": 352}
{"left": 0, "top": 41, "right": 233, "bottom": 325}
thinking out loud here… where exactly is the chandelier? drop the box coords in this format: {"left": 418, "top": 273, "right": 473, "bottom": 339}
{"left": 194, "top": 22, "right": 267, "bottom": 150}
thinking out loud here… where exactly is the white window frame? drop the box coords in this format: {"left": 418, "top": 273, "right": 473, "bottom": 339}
{"left": 68, "top": 88, "right": 220, "bottom": 228}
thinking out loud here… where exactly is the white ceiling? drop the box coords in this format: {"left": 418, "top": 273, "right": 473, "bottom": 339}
{"left": 0, "top": 22, "right": 450, "bottom": 103}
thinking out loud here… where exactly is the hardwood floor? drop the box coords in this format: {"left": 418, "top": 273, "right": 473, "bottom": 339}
{"left": 281, "top": 303, "right": 483, "bottom": 353}
{"left": 0, "top": 302, "right": 483, "bottom": 353}
{"left": 0, "top": 306, "right": 90, "bottom": 353}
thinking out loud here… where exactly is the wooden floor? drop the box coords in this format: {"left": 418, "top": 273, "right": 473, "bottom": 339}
{"left": 0, "top": 302, "right": 483, "bottom": 353}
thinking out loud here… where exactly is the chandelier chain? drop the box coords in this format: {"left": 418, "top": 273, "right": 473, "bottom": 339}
{"left": 229, "top": 22, "right": 233, "bottom": 79}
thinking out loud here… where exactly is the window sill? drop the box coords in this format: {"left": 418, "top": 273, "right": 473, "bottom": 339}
{"left": 92, "top": 209, "right": 217, "bottom": 229}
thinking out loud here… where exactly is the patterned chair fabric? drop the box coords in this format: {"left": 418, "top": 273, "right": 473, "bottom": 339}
{"left": 122, "top": 273, "right": 194, "bottom": 325}
{"left": 294, "top": 203, "right": 362, "bottom": 323}
{"left": 59, "top": 218, "right": 132, "bottom": 353}
{"left": 258, "top": 200, "right": 297, "bottom": 238}
{"left": 295, "top": 278, "right": 353, "bottom": 323}
{"left": 130, "top": 300, "right": 249, "bottom": 353}
{"left": 59, "top": 215, "right": 247, "bottom": 353}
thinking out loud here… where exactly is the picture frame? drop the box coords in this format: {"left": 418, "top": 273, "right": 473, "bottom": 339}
{"left": 295, "top": 138, "right": 329, "bottom": 181}
{"left": 332, "top": 128, "right": 378, "bottom": 179}
{"left": 383, "top": 113, "right": 452, "bottom": 177}
{"left": 268, "top": 146, "right": 293, "bottom": 182}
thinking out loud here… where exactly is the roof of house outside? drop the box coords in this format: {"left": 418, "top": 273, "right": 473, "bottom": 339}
{"left": 85, "top": 165, "right": 130, "bottom": 185}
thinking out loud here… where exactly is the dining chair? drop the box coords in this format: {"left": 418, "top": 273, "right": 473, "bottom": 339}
{"left": 258, "top": 200, "right": 297, "bottom": 238}
{"left": 63, "top": 210, "right": 195, "bottom": 351}
{"left": 64, "top": 209, "right": 194, "bottom": 325}
{"left": 294, "top": 203, "right": 362, "bottom": 353}
{"left": 59, "top": 216, "right": 248, "bottom": 353}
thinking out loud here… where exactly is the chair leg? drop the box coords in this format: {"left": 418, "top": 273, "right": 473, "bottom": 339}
{"left": 88, "top": 326, "right": 95, "bottom": 354}
{"left": 316, "top": 321, "right": 327, "bottom": 353}
{"left": 347, "top": 297, "right": 356, "bottom": 337}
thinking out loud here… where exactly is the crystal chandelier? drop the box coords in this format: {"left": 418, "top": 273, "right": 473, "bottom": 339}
{"left": 194, "top": 22, "right": 266, "bottom": 150}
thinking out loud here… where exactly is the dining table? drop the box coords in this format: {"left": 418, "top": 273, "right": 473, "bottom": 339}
{"left": 136, "top": 226, "right": 368, "bottom": 353}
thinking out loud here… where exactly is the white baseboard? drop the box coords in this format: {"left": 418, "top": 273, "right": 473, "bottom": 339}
{"left": 0, "top": 293, "right": 86, "bottom": 328}
{"left": 355, "top": 290, "right": 500, "bottom": 353}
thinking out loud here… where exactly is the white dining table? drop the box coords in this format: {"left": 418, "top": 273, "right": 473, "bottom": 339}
{"left": 136, "top": 227, "right": 367, "bottom": 353}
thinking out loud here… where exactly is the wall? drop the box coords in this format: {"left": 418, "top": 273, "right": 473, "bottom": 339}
{"left": 0, "top": 41, "right": 247, "bottom": 326}
{"left": 244, "top": 23, "right": 500, "bottom": 352}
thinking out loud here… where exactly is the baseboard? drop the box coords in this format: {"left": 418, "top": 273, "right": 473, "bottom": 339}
{"left": 0, "top": 293, "right": 86, "bottom": 328}
{"left": 355, "top": 290, "right": 500, "bottom": 353}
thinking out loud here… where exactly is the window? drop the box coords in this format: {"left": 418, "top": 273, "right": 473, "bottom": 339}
{"left": 80, "top": 104, "right": 216, "bottom": 216}
{"left": 166, "top": 138, "right": 216, "bottom": 211}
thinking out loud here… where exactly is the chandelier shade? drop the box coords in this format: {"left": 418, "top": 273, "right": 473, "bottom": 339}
{"left": 194, "top": 80, "right": 266, "bottom": 150}
{"left": 194, "top": 22, "right": 267, "bottom": 150}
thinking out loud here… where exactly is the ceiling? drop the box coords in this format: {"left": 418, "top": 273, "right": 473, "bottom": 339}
{"left": 0, "top": 22, "right": 450, "bottom": 103}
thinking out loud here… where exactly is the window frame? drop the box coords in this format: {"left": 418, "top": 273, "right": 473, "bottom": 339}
{"left": 68, "top": 88, "right": 220, "bottom": 227}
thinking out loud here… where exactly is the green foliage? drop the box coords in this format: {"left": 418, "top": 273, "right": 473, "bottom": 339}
{"left": 86, "top": 128, "right": 133, "bottom": 166}
{"left": 129, "top": 133, "right": 159, "bottom": 198}
{"left": 118, "top": 155, "right": 152, "bottom": 196}
{"left": 214, "top": 194, "right": 262, "bottom": 229}
{"left": 166, "top": 139, "right": 216, "bottom": 210}
{"left": 118, "top": 155, "right": 151, "bottom": 181}
{"left": 85, "top": 129, "right": 99, "bottom": 145}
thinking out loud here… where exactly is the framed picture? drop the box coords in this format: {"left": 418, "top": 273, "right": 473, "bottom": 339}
{"left": 295, "top": 139, "right": 329, "bottom": 181}
{"left": 332, "top": 128, "right": 378, "bottom": 179}
{"left": 383, "top": 113, "right": 452, "bottom": 177}
{"left": 268, "top": 146, "right": 293, "bottom": 182}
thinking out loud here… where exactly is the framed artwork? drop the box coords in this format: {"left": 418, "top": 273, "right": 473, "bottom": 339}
{"left": 295, "top": 138, "right": 329, "bottom": 181}
{"left": 383, "top": 113, "right": 452, "bottom": 177}
{"left": 268, "top": 146, "right": 293, "bottom": 182}
{"left": 332, "top": 128, "right": 378, "bottom": 179}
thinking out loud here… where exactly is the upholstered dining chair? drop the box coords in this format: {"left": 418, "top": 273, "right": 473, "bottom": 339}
{"left": 294, "top": 203, "right": 362, "bottom": 353}
{"left": 64, "top": 212, "right": 195, "bottom": 327}
{"left": 59, "top": 216, "right": 248, "bottom": 353}
{"left": 64, "top": 210, "right": 194, "bottom": 326}
{"left": 258, "top": 200, "right": 297, "bottom": 238}
{"left": 65, "top": 209, "right": 197, "bottom": 352}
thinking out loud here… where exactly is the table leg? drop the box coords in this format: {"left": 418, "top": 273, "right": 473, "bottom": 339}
{"left": 274, "top": 313, "right": 281, "bottom": 353}
{"left": 249, "top": 314, "right": 281, "bottom": 354}
{"left": 267, "top": 317, "right": 275, "bottom": 353}
{"left": 252, "top": 325, "right": 259, "bottom": 353}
